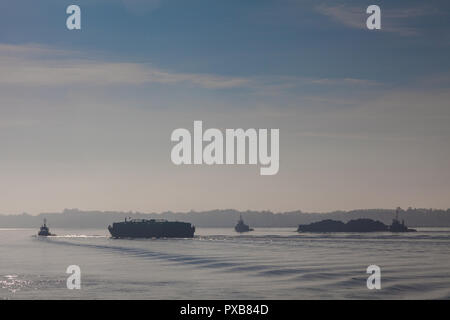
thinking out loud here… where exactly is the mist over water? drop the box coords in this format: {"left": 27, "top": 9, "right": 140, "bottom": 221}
{"left": 1, "top": 228, "right": 449, "bottom": 299}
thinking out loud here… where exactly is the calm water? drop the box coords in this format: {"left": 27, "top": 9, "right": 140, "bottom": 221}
{"left": 0, "top": 227, "right": 449, "bottom": 299}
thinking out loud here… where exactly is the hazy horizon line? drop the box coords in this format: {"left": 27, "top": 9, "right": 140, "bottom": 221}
{"left": 2, "top": 206, "right": 449, "bottom": 216}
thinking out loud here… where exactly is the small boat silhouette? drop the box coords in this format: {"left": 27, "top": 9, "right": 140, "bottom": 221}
{"left": 235, "top": 215, "right": 254, "bottom": 233}
{"left": 38, "top": 219, "right": 55, "bottom": 236}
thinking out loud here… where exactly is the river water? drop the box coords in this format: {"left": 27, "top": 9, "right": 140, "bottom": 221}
{"left": 1, "top": 227, "right": 449, "bottom": 299}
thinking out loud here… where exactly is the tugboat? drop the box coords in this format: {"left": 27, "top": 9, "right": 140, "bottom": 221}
{"left": 389, "top": 207, "right": 416, "bottom": 232}
{"left": 234, "top": 215, "right": 253, "bottom": 233}
{"left": 108, "top": 218, "right": 195, "bottom": 238}
{"left": 38, "top": 219, "right": 55, "bottom": 236}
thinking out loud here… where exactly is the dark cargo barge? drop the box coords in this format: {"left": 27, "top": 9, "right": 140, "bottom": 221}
{"left": 297, "top": 207, "right": 416, "bottom": 233}
{"left": 108, "top": 218, "right": 195, "bottom": 238}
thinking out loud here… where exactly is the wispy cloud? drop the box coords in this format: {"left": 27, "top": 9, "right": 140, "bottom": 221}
{"left": 307, "top": 77, "right": 378, "bottom": 86}
{"left": 316, "top": 4, "right": 439, "bottom": 36}
{"left": 0, "top": 44, "right": 379, "bottom": 91}
{"left": 0, "top": 44, "right": 249, "bottom": 89}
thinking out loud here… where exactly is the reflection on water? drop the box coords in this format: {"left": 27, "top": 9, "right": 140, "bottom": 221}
{"left": 1, "top": 227, "right": 449, "bottom": 299}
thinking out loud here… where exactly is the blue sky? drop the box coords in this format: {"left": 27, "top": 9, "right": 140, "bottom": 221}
{"left": 1, "top": 0, "right": 450, "bottom": 214}
{"left": 2, "top": 0, "right": 449, "bottom": 82}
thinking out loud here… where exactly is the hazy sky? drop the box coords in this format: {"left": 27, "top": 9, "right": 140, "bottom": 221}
{"left": 1, "top": 0, "right": 450, "bottom": 214}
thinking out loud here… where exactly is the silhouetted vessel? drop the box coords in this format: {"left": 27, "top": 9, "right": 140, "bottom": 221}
{"left": 297, "top": 218, "right": 387, "bottom": 233}
{"left": 108, "top": 218, "right": 195, "bottom": 238}
{"left": 298, "top": 209, "right": 416, "bottom": 233}
{"left": 38, "top": 219, "right": 55, "bottom": 236}
{"left": 235, "top": 215, "right": 253, "bottom": 233}
{"left": 389, "top": 207, "right": 416, "bottom": 232}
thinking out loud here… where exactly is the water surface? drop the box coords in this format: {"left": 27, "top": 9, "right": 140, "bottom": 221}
{"left": 1, "top": 227, "right": 449, "bottom": 299}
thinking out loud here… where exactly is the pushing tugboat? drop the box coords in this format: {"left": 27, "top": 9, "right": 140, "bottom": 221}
{"left": 38, "top": 219, "right": 55, "bottom": 236}
{"left": 389, "top": 207, "right": 416, "bottom": 232}
{"left": 108, "top": 218, "right": 195, "bottom": 238}
{"left": 235, "top": 214, "right": 254, "bottom": 233}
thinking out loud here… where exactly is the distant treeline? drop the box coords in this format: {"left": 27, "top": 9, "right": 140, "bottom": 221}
{"left": 1, "top": 208, "right": 450, "bottom": 229}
